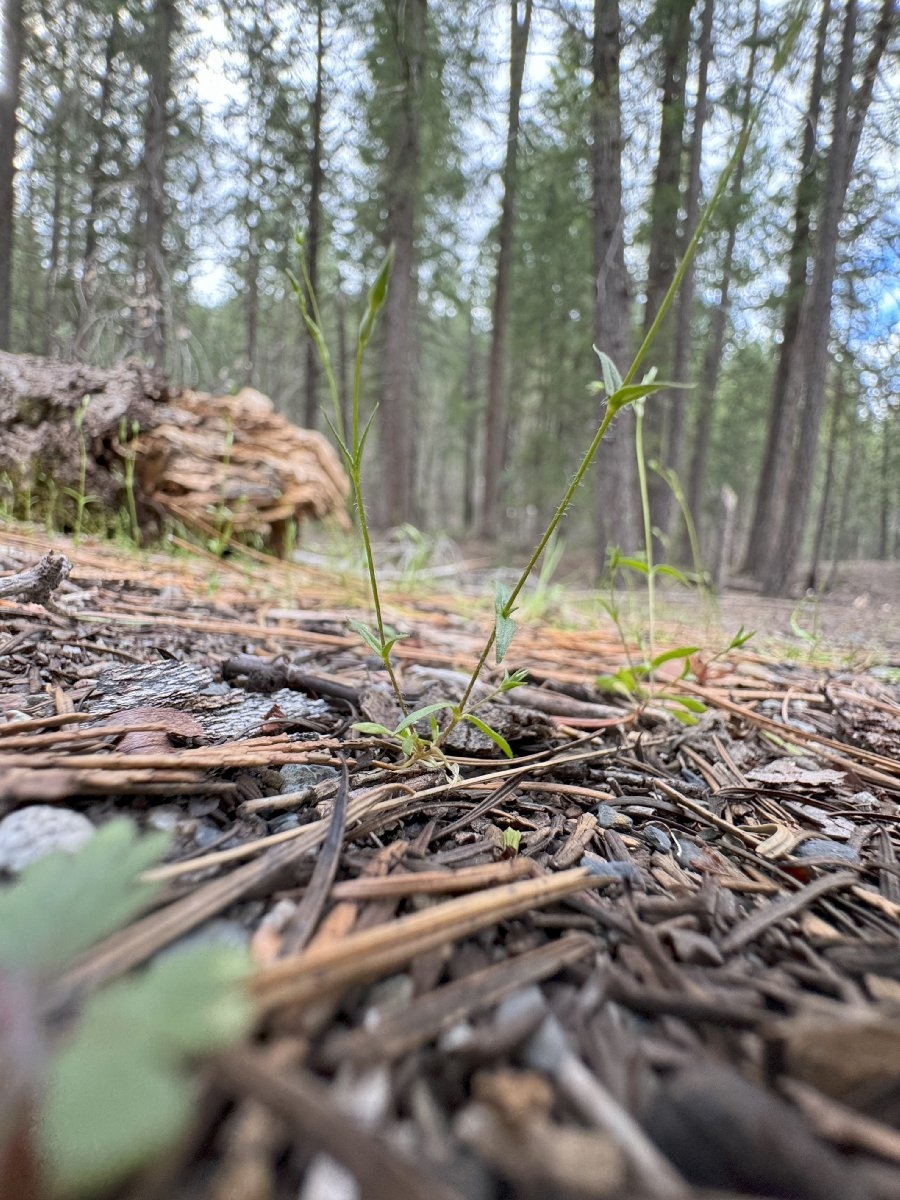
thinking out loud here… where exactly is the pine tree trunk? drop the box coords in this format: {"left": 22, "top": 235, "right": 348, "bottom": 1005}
{"left": 75, "top": 9, "right": 119, "bottom": 352}
{"left": 591, "top": 0, "right": 639, "bottom": 561}
{"left": 806, "top": 359, "right": 842, "bottom": 591}
{"left": 304, "top": 0, "right": 325, "bottom": 431}
{"left": 764, "top": 0, "right": 895, "bottom": 595}
{"left": 641, "top": 0, "right": 694, "bottom": 526}
{"left": 141, "top": 0, "right": 176, "bottom": 370}
{"left": 0, "top": 0, "right": 22, "bottom": 350}
{"left": 743, "top": 0, "right": 831, "bottom": 576}
{"left": 380, "top": 0, "right": 425, "bottom": 527}
{"left": 685, "top": 0, "right": 760, "bottom": 549}
{"left": 481, "top": 0, "right": 533, "bottom": 538}
{"left": 661, "top": 0, "right": 713, "bottom": 543}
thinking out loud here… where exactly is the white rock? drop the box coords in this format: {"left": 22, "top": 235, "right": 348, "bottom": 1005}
{"left": 0, "top": 806, "right": 95, "bottom": 873}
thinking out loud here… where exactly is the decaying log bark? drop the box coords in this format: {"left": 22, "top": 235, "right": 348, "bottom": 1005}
{"left": 0, "top": 352, "right": 349, "bottom": 553}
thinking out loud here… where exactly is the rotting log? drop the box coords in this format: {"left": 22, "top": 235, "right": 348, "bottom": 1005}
{"left": 0, "top": 352, "right": 350, "bottom": 553}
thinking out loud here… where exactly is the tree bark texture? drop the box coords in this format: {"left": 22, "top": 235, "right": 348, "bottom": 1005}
{"left": 764, "top": 0, "right": 896, "bottom": 595}
{"left": 685, "top": 0, "right": 760, "bottom": 552}
{"left": 743, "top": 0, "right": 831, "bottom": 577}
{"left": 482, "top": 0, "right": 532, "bottom": 535}
{"left": 0, "top": 0, "right": 22, "bottom": 350}
{"left": 641, "top": 0, "right": 693, "bottom": 527}
{"left": 591, "top": 0, "right": 639, "bottom": 561}
{"left": 380, "top": 0, "right": 426, "bottom": 527}
{"left": 75, "top": 8, "right": 120, "bottom": 352}
{"left": 304, "top": 0, "right": 325, "bottom": 431}
{"left": 660, "top": 0, "right": 714, "bottom": 543}
{"left": 140, "top": 0, "right": 176, "bottom": 370}
{"left": 481, "top": 0, "right": 533, "bottom": 538}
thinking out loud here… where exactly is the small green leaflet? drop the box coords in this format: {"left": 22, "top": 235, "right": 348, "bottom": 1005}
{"left": 593, "top": 347, "right": 623, "bottom": 397}
{"left": 494, "top": 581, "right": 517, "bottom": 664}
{"left": 501, "top": 827, "right": 521, "bottom": 853}
{"left": 0, "top": 819, "right": 166, "bottom": 973}
{"left": 462, "top": 713, "right": 513, "bottom": 758}
{"left": 358, "top": 246, "right": 395, "bottom": 349}
{"left": 43, "top": 947, "right": 252, "bottom": 1198}
{"left": 394, "top": 701, "right": 455, "bottom": 734}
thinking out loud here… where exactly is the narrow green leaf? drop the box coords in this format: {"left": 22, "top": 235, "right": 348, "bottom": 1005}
{"left": 494, "top": 581, "right": 517, "bottom": 664}
{"left": 728, "top": 626, "right": 755, "bottom": 649}
{"left": 670, "top": 708, "right": 700, "bottom": 726}
{"left": 653, "top": 563, "right": 691, "bottom": 585}
{"left": 358, "top": 246, "right": 395, "bottom": 349}
{"left": 352, "top": 722, "right": 395, "bottom": 737}
{"left": 462, "top": 713, "right": 513, "bottom": 758}
{"left": 615, "top": 555, "right": 649, "bottom": 576}
{"left": 593, "top": 347, "right": 622, "bottom": 396}
{"left": 499, "top": 668, "right": 528, "bottom": 692}
{"left": 649, "top": 646, "right": 700, "bottom": 670}
{"left": 347, "top": 618, "right": 385, "bottom": 657}
{"left": 395, "top": 702, "right": 456, "bottom": 734}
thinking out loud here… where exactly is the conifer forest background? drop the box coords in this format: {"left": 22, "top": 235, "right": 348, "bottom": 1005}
{"left": 0, "top": 0, "right": 898, "bottom": 597}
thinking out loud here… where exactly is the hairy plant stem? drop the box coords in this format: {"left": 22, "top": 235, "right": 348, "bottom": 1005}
{"left": 634, "top": 405, "right": 655, "bottom": 674}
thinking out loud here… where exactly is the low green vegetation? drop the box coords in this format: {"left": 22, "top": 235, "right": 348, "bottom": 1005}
{"left": 0, "top": 820, "right": 252, "bottom": 1198}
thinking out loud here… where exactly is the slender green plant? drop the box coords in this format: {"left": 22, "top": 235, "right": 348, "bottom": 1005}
{"left": 289, "top": 237, "right": 409, "bottom": 713}
{"left": 290, "top": 12, "right": 799, "bottom": 760}
{"left": 65, "top": 396, "right": 99, "bottom": 545}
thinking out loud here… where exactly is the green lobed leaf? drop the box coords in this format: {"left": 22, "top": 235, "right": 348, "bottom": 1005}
{"left": 42, "top": 947, "right": 251, "bottom": 1198}
{"left": 494, "top": 582, "right": 517, "bottom": 664}
{"left": 0, "top": 820, "right": 166, "bottom": 974}
{"left": 462, "top": 714, "right": 513, "bottom": 758}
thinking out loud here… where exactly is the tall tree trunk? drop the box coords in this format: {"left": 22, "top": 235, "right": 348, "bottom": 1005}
{"left": 75, "top": 8, "right": 119, "bottom": 352}
{"left": 480, "top": 0, "right": 532, "bottom": 538}
{"left": 660, "top": 0, "right": 714, "bottom": 543}
{"left": 591, "top": 0, "right": 639, "bottom": 562}
{"left": 825, "top": 401, "right": 860, "bottom": 590}
{"left": 141, "top": 0, "right": 176, "bottom": 369}
{"left": 0, "top": 0, "right": 23, "bottom": 350}
{"left": 380, "top": 0, "right": 425, "bottom": 527}
{"left": 806, "top": 357, "right": 842, "bottom": 591}
{"left": 685, "top": 0, "right": 760, "bottom": 547}
{"left": 44, "top": 132, "right": 64, "bottom": 356}
{"left": 462, "top": 309, "right": 479, "bottom": 530}
{"left": 764, "top": 0, "right": 895, "bottom": 595}
{"left": 878, "top": 412, "right": 892, "bottom": 560}
{"left": 304, "top": 0, "right": 325, "bottom": 430}
{"left": 641, "top": 0, "right": 694, "bottom": 529}
{"left": 245, "top": 227, "right": 259, "bottom": 387}
{"left": 743, "top": 0, "right": 831, "bottom": 576}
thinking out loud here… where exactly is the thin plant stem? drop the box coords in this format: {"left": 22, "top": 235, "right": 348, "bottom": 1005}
{"left": 634, "top": 405, "right": 655, "bottom": 672}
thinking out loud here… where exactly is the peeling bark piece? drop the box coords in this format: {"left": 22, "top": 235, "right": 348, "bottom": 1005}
{"left": 0, "top": 551, "right": 72, "bottom": 607}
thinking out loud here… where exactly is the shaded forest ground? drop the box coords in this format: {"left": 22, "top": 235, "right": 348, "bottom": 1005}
{"left": 2, "top": 520, "right": 900, "bottom": 1199}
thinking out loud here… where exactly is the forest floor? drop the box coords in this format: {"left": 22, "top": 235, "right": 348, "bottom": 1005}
{"left": 1, "top": 522, "right": 900, "bottom": 1200}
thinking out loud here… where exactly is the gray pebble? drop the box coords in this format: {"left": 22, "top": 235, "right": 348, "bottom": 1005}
{"left": 280, "top": 763, "right": 338, "bottom": 792}
{"left": 644, "top": 825, "right": 673, "bottom": 852}
{"left": 0, "top": 806, "right": 95, "bottom": 873}
{"left": 580, "top": 853, "right": 641, "bottom": 881}
{"left": 595, "top": 803, "right": 633, "bottom": 831}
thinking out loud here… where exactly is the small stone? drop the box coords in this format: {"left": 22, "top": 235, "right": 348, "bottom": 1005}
{"left": 644, "top": 825, "right": 673, "bottom": 852}
{"left": 145, "top": 805, "right": 182, "bottom": 833}
{"left": 269, "top": 813, "right": 302, "bottom": 834}
{"left": 795, "top": 839, "right": 859, "bottom": 863}
{"left": 580, "top": 853, "right": 640, "bottom": 881}
{"left": 0, "top": 806, "right": 95, "bottom": 873}
{"left": 595, "top": 803, "right": 632, "bottom": 831}
{"left": 162, "top": 918, "right": 250, "bottom": 959}
{"left": 280, "top": 763, "right": 338, "bottom": 792}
